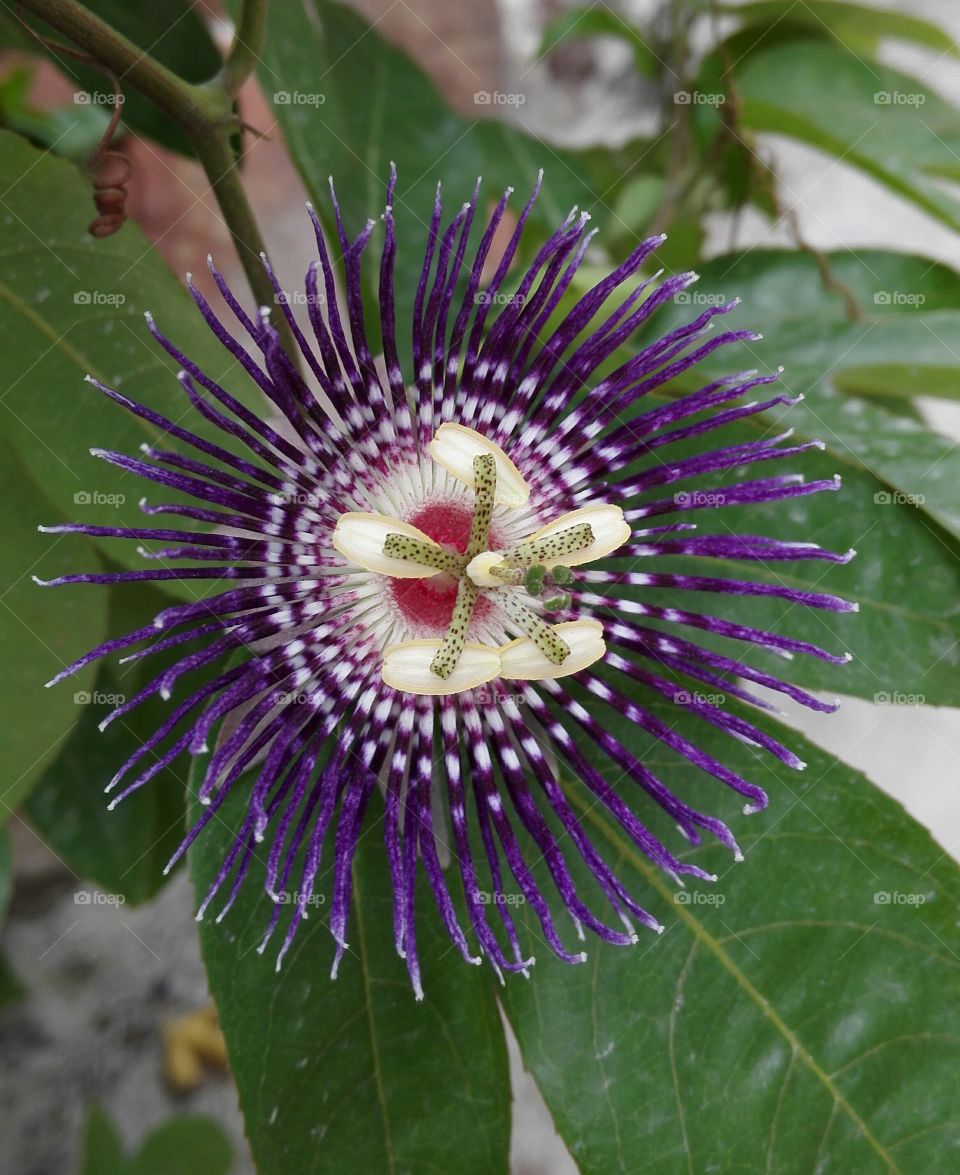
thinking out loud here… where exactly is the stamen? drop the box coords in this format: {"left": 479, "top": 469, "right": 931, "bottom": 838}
{"left": 383, "top": 533, "right": 465, "bottom": 576}
{"left": 520, "top": 504, "right": 631, "bottom": 567}
{"left": 428, "top": 422, "right": 530, "bottom": 507}
{"left": 466, "top": 453, "right": 496, "bottom": 558}
{"left": 383, "top": 639, "right": 499, "bottom": 695}
{"left": 508, "top": 523, "right": 594, "bottom": 568}
{"left": 430, "top": 577, "right": 479, "bottom": 678}
{"left": 500, "top": 619, "right": 606, "bottom": 681}
{"left": 431, "top": 453, "right": 496, "bottom": 679}
{"left": 498, "top": 591, "right": 570, "bottom": 665}
{"left": 333, "top": 512, "right": 448, "bottom": 579}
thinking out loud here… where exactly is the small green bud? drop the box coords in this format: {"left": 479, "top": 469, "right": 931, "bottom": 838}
{"left": 550, "top": 565, "right": 572, "bottom": 585}
{"left": 543, "top": 592, "right": 571, "bottom": 612}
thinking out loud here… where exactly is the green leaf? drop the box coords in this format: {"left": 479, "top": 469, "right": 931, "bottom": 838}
{"left": 0, "top": 129, "right": 258, "bottom": 583}
{"left": 730, "top": 39, "right": 960, "bottom": 234}
{"left": 834, "top": 363, "right": 960, "bottom": 401}
{"left": 237, "top": 0, "right": 608, "bottom": 344}
{"left": 0, "top": 443, "right": 107, "bottom": 820}
{"left": 25, "top": 579, "right": 194, "bottom": 904}
{"left": 81, "top": 1104, "right": 126, "bottom": 1175}
{"left": 0, "top": 62, "right": 112, "bottom": 162}
{"left": 651, "top": 248, "right": 960, "bottom": 542}
{"left": 1, "top": 1, "right": 222, "bottom": 157}
{"left": 539, "top": 7, "right": 659, "bottom": 77}
{"left": 501, "top": 698, "right": 960, "bottom": 1172}
{"left": 623, "top": 249, "right": 960, "bottom": 703}
{"left": 81, "top": 1103, "right": 233, "bottom": 1175}
{"left": 190, "top": 758, "right": 511, "bottom": 1174}
{"left": 719, "top": 0, "right": 959, "bottom": 59}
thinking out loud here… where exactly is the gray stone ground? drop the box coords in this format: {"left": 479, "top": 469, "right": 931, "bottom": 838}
{"left": 3, "top": 2, "right": 960, "bottom": 1173}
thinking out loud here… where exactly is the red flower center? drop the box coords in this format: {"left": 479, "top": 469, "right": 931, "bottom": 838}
{"left": 389, "top": 500, "right": 498, "bottom": 633}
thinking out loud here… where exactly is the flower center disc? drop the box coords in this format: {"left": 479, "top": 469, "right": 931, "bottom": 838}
{"left": 389, "top": 501, "right": 497, "bottom": 634}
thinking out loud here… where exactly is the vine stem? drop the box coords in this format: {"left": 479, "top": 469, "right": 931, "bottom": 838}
{"left": 16, "top": 0, "right": 299, "bottom": 356}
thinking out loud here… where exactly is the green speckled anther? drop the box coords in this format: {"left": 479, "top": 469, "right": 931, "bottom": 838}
{"left": 509, "top": 523, "right": 594, "bottom": 567}
{"left": 499, "top": 591, "right": 570, "bottom": 665}
{"left": 429, "top": 453, "right": 498, "bottom": 678}
{"left": 466, "top": 453, "right": 496, "bottom": 558}
{"left": 383, "top": 533, "right": 465, "bottom": 576}
{"left": 430, "top": 577, "right": 479, "bottom": 678}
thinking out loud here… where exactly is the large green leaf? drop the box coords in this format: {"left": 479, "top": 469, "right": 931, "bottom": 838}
{"left": 719, "top": 0, "right": 959, "bottom": 59}
{"left": 605, "top": 248, "right": 960, "bottom": 706}
{"left": 237, "top": 0, "right": 608, "bottom": 343}
{"left": 81, "top": 1104, "right": 233, "bottom": 1175}
{"left": 501, "top": 697, "right": 960, "bottom": 1173}
{"left": 25, "top": 580, "right": 193, "bottom": 903}
{"left": 190, "top": 758, "right": 512, "bottom": 1174}
{"left": 730, "top": 39, "right": 960, "bottom": 234}
{"left": 0, "top": 443, "right": 106, "bottom": 821}
{"left": 1, "top": 0, "right": 222, "bottom": 157}
{"left": 0, "top": 129, "right": 257, "bottom": 582}
{"left": 650, "top": 248, "right": 960, "bottom": 541}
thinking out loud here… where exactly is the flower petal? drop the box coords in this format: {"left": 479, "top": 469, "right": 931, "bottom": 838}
{"left": 332, "top": 512, "right": 444, "bottom": 578}
{"left": 499, "top": 619, "right": 606, "bottom": 680}
{"left": 382, "top": 640, "right": 501, "bottom": 695}
{"left": 428, "top": 423, "right": 530, "bottom": 507}
{"left": 523, "top": 505, "right": 631, "bottom": 567}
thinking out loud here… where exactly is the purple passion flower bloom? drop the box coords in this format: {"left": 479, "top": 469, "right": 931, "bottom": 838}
{"left": 39, "top": 171, "right": 855, "bottom": 998}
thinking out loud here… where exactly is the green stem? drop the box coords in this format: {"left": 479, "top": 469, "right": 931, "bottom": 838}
{"left": 222, "top": 0, "right": 270, "bottom": 96}
{"left": 17, "top": 0, "right": 297, "bottom": 359}
{"left": 17, "top": 0, "right": 205, "bottom": 123}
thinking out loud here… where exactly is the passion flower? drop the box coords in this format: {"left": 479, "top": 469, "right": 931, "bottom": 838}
{"left": 38, "top": 169, "right": 855, "bottom": 997}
